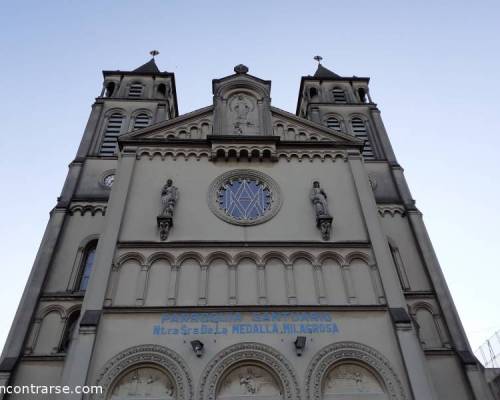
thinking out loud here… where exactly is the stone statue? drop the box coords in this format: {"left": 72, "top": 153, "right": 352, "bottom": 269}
{"left": 310, "top": 181, "right": 333, "bottom": 241}
{"left": 157, "top": 179, "right": 178, "bottom": 241}
{"left": 160, "top": 179, "right": 178, "bottom": 217}
{"left": 310, "top": 181, "right": 330, "bottom": 218}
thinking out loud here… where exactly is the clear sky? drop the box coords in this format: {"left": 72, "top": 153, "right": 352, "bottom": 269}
{"left": 1, "top": 0, "right": 499, "bottom": 355}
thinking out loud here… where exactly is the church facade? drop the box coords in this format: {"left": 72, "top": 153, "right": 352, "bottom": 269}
{"left": 0, "top": 58, "right": 495, "bottom": 399}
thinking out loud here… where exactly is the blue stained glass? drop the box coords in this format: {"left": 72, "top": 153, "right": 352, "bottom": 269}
{"left": 218, "top": 178, "right": 271, "bottom": 221}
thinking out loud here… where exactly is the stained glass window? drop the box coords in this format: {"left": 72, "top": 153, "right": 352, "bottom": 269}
{"left": 209, "top": 170, "right": 282, "bottom": 226}
{"left": 217, "top": 178, "right": 272, "bottom": 222}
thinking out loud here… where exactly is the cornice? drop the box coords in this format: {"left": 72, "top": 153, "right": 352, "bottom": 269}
{"left": 116, "top": 240, "right": 371, "bottom": 249}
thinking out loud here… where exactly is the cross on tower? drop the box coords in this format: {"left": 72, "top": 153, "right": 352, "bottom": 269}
{"left": 150, "top": 50, "right": 160, "bottom": 59}
{"left": 313, "top": 55, "right": 323, "bottom": 65}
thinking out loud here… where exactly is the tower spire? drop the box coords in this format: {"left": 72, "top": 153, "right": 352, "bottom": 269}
{"left": 150, "top": 50, "right": 159, "bottom": 59}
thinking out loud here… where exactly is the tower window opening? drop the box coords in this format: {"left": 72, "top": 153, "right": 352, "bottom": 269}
{"left": 157, "top": 83, "right": 167, "bottom": 97}
{"left": 100, "top": 113, "right": 124, "bottom": 156}
{"left": 351, "top": 117, "right": 374, "bottom": 159}
{"left": 78, "top": 241, "right": 97, "bottom": 291}
{"left": 332, "top": 87, "right": 347, "bottom": 103}
{"left": 326, "top": 117, "right": 341, "bottom": 131}
{"left": 309, "top": 87, "right": 319, "bottom": 99}
{"left": 133, "top": 113, "right": 151, "bottom": 130}
{"left": 358, "top": 87, "right": 368, "bottom": 103}
{"left": 128, "top": 83, "right": 144, "bottom": 97}
{"left": 105, "top": 81, "right": 115, "bottom": 97}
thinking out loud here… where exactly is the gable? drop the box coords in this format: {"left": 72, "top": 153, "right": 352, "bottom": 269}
{"left": 121, "top": 105, "right": 361, "bottom": 147}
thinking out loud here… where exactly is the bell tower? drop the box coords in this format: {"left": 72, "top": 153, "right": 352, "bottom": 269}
{"left": 76, "top": 52, "right": 179, "bottom": 159}
{"left": 296, "top": 57, "right": 387, "bottom": 160}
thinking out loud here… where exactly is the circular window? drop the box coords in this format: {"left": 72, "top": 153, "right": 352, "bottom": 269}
{"left": 208, "top": 170, "right": 282, "bottom": 226}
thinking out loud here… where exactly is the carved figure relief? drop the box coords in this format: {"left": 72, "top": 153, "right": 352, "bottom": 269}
{"left": 228, "top": 93, "right": 258, "bottom": 135}
{"left": 310, "top": 181, "right": 333, "bottom": 240}
{"left": 158, "top": 179, "right": 179, "bottom": 240}
{"left": 110, "top": 367, "right": 175, "bottom": 400}
{"left": 217, "top": 365, "right": 281, "bottom": 399}
{"left": 323, "top": 364, "right": 386, "bottom": 398}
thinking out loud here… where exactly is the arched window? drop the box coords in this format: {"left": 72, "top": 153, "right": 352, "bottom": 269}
{"left": 59, "top": 310, "right": 80, "bottom": 353}
{"left": 133, "top": 113, "right": 151, "bottom": 130}
{"left": 326, "top": 117, "right": 341, "bottom": 132}
{"left": 128, "top": 83, "right": 144, "bottom": 98}
{"left": 105, "top": 82, "right": 115, "bottom": 97}
{"left": 351, "top": 117, "right": 374, "bottom": 159}
{"left": 100, "top": 113, "right": 124, "bottom": 156}
{"left": 332, "top": 88, "right": 347, "bottom": 103}
{"left": 157, "top": 83, "right": 167, "bottom": 97}
{"left": 78, "top": 241, "right": 97, "bottom": 291}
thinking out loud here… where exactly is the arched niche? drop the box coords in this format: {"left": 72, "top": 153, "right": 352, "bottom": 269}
{"left": 349, "top": 258, "right": 377, "bottom": 304}
{"left": 177, "top": 258, "right": 200, "bottom": 306}
{"left": 114, "top": 259, "right": 141, "bottom": 306}
{"left": 109, "top": 366, "right": 176, "bottom": 400}
{"left": 34, "top": 310, "right": 62, "bottom": 354}
{"left": 92, "top": 345, "right": 193, "bottom": 400}
{"left": 199, "top": 342, "right": 301, "bottom": 400}
{"left": 293, "top": 257, "right": 317, "bottom": 305}
{"left": 208, "top": 258, "right": 230, "bottom": 306}
{"left": 264, "top": 258, "right": 287, "bottom": 305}
{"left": 145, "top": 258, "right": 172, "bottom": 306}
{"left": 322, "top": 362, "right": 388, "bottom": 399}
{"left": 305, "top": 342, "right": 407, "bottom": 400}
{"left": 320, "top": 257, "right": 347, "bottom": 305}
{"left": 217, "top": 364, "right": 282, "bottom": 399}
{"left": 414, "top": 306, "right": 443, "bottom": 348}
{"left": 237, "top": 258, "right": 258, "bottom": 305}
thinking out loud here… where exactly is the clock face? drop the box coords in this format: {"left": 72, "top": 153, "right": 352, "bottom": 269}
{"left": 103, "top": 173, "right": 115, "bottom": 188}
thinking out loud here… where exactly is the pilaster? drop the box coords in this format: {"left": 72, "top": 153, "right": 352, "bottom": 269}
{"left": 56, "top": 146, "right": 137, "bottom": 399}
{"left": 348, "top": 151, "right": 438, "bottom": 399}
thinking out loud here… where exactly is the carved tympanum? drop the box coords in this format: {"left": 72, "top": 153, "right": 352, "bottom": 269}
{"left": 228, "top": 93, "right": 258, "bottom": 135}
{"left": 110, "top": 367, "right": 175, "bottom": 400}
{"left": 323, "top": 364, "right": 387, "bottom": 398}
{"left": 218, "top": 365, "right": 281, "bottom": 399}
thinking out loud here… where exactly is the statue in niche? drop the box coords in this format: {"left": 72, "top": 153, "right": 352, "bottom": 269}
{"left": 229, "top": 94, "right": 256, "bottom": 134}
{"left": 310, "top": 181, "right": 333, "bottom": 241}
{"left": 157, "top": 179, "right": 178, "bottom": 241}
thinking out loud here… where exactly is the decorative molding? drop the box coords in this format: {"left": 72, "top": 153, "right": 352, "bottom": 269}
{"left": 91, "top": 344, "right": 193, "bottom": 400}
{"left": 305, "top": 341, "right": 407, "bottom": 400}
{"left": 378, "top": 205, "right": 406, "bottom": 217}
{"left": 137, "top": 147, "right": 210, "bottom": 161}
{"left": 198, "top": 342, "right": 301, "bottom": 400}
{"left": 277, "top": 150, "right": 348, "bottom": 162}
{"left": 68, "top": 204, "right": 107, "bottom": 216}
{"left": 207, "top": 169, "right": 283, "bottom": 226}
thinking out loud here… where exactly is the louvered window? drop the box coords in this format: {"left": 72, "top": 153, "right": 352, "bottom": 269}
{"left": 100, "top": 113, "right": 124, "bottom": 156}
{"left": 326, "top": 117, "right": 341, "bottom": 131}
{"left": 128, "top": 83, "right": 143, "bottom": 97}
{"left": 332, "top": 88, "right": 347, "bottom": 103}
{"left": 351, "top": 117, "right": 374, "bottom": 159}
{"left": 133, "top": 113, "right": 151, "bottom": 130}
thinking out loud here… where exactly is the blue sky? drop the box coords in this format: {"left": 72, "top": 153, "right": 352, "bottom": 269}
{"left": 1, "top": 0, "right": 499, "bottom": 353}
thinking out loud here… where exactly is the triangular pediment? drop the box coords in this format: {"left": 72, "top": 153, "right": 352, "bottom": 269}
{"left": 120, "top": 105, "right": 362, "bottom": 147}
